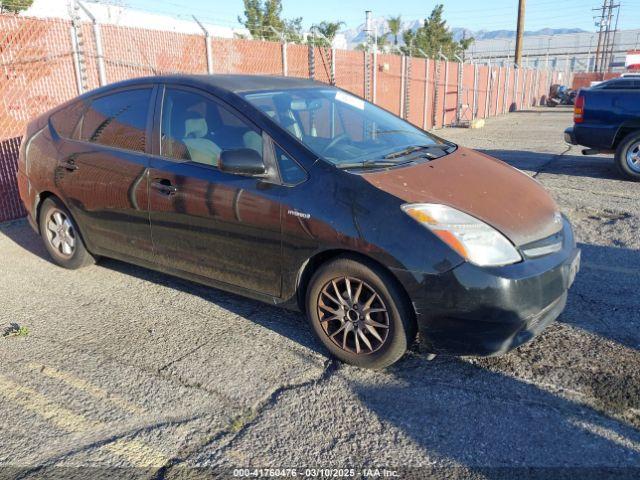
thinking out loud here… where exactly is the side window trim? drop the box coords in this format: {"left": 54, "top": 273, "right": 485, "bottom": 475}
{"left": 150, "top": 84, "right": 165, "bottom": 158}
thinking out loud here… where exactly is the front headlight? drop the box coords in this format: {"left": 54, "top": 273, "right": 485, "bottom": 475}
{"left": 401, "top": 203, "right": 522, "bottom": 267}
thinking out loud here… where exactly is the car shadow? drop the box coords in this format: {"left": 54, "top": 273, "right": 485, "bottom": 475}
{"left": 509, "top": 107, "right": 574, "bottom": 114}
{"left": 98, "top": 256, "right": 327, "bottom": 357}
{"left": 0, "top": 219, "right": 327, "bottom": 358}
{"left": 481, "top": 149, "right": 622, "bottom": 181}
{"left": 352, "top": 354, "right": 640, "bottom": 476}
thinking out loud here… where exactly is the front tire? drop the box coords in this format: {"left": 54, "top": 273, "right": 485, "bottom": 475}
{"left": 615, "top": 131, "right": 640, "bottom": 181}
{"left": 306, "top": 256, "right": 416, "bottom": 369}
{"left": 39, "top": 197, "right": 95, "bottom": 269}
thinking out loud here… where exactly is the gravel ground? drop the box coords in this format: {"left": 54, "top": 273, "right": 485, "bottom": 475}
{"left": 1, "top": 107, "right": 639, "bottom": 479}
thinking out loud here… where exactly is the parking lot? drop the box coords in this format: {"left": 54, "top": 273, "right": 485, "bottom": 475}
{"left": 1, "top": 107, "right": 639, "bottom": 478}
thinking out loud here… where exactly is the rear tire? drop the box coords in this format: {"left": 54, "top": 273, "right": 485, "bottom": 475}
{"left": 306, "top": 256, "right": 416, "bottom": 369}
{"left": 615, "top": 131, "right": 640, "bottom": 181}
{"left": 39, "top": 197, "right": 95, "bottom": 269}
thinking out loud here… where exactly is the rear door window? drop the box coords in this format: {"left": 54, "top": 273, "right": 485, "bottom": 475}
{"left": 78, "top": 88, "right": 152, "bottom": 153}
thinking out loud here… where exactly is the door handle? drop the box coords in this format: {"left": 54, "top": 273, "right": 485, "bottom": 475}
{"left": 151, "top": 179, "right": 177, "bottom": 195}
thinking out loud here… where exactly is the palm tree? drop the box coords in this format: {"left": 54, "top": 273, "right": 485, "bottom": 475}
{"left": 310, "top": 21, "right": 345, "bottom": 48}
{"left": 387, "top": 15, "right": 402, "bottom": 46}
{"left": 315, "top": 21, "right": 345, "bottom": 43}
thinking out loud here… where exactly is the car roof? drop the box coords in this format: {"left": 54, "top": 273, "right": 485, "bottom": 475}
{"left": 87, "top": 74, "right": 328, "bottom": 96}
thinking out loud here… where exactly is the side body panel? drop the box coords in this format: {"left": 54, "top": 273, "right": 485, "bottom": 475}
{"left": 148, "top": 158, "right": 284, "bottom": 297}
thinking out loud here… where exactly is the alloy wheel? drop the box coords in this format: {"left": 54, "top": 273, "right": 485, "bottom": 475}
{"left": 45, "top": 209, "right": 76, "bottom": 258}
{"left": 626, "top": 141, "right": 640, "bottom": 173}
{"left": 317, "top": 277, "right": 390, "bottom": 355}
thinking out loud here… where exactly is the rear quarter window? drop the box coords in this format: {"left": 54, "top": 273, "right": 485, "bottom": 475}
{"left": 79, "top": 88, "right": 152, "bottom": 153}
{"left": 50, "top": 100, "right": 87, "bottom": 139}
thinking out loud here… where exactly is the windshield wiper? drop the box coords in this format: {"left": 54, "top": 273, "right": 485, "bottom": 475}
{"left": 336, "top": 159, "right": 413, "bottom": 170}
{"left": 383, "top": 144, "right": 451, "bottom": 159}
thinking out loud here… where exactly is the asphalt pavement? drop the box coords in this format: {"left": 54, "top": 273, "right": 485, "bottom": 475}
{"left": 1, "top": 107, "right": 639, "bottom": 479}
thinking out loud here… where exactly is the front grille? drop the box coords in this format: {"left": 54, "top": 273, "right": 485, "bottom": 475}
{"left": 521, "top": 230, "right": 563, "bottom": 259}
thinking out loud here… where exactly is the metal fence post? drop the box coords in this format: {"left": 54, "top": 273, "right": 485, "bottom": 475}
{"left": 423, "top": 58, "right": 430, "bottom": 130}
{"left": 93, "top": 22, "right": 107, "bottom": 84}
{"left": 533, "top": 68, "right": 540, "bottom": 105}
{"left": 494, "top": 66, "right": 501, "bottom": 115}
{"left": 440, "top": 53, "right": 449, "bottom": 127}
{"left": 308, "top": 43, "right": 315, "bottom": 79}
{"left": 69, "top": 1, "right": 87, "bottom": 94}
{"left": 513, "top": 66, "right": 519, "bottom": 111}
{"left": 193, "top": 16, "right": 213, "bottom": 74}
{"left": 503, "top": 66, "right": 510, "bottom": 114}
{"left": 399, "top": 55, "right": 406, "bottom": 118}
{"left": 528, "top": 69, "right": 535, "bottom": 106}
{"left": 404, "top": 55, "right": 412, "bottom": 120}
{"left": 472, "top": 62, "right": 478, "bottom": 121}
{"left": 484, "top": 61, "right": 491, "bottom": 118}
{"left": 282, "top": 41, "right": 288, "bottom": 76}
{"left": 432, "top": 59, "right": 440, "bottom": 127}
{"left": 364, "top": 50, "right": 371, "bottom": 101}
{"left": 454, "top": 54, "right": 463, "bottom": 125}
{"left": 69, "top": 26, "right": 84, "bottom": 95}
{"left": 372, "top": 48, "right": 377, "bottom": 102}
{"left": 524, "top": 69, "right": 528, "bottom": 107}
{"left": 78, "top": 1, "right": 106, "bottom": 85}
{"left": 330, "top": 47, "right": 336, "bottom": 85}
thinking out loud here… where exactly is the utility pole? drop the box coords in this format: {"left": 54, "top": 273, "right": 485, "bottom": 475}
{"left": 601, "top": 1, "right": 614, "bottom": 72}
{"left": 593, "top": 0, "right": 618, "bottom": 73}
{"left": 605, "top": 2, "right": 620, "bottom": 73}
{"left": 514, "top": 0, "right": 526, "bottom": 67}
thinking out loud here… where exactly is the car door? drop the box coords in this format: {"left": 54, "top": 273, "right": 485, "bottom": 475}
{"left": 147, "top": 85, "right": 286, "bottom": 297}
{"left": 52, "top": 86, "right": 156, "bottom": 263}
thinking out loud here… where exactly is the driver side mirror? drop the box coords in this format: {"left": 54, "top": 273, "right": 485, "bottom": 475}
{"left": 219, "top": 148, "right": 266, "bottom": 176}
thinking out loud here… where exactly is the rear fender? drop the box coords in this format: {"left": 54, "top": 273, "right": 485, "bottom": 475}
{"left": 613, "top": 121, "right": 640, "bottom": 148}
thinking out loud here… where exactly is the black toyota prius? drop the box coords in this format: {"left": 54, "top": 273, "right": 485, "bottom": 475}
{"left": 17, "top": 75, "right": 580, "bottom": 368}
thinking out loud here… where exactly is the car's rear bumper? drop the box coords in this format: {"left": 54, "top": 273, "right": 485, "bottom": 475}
{"left": 17, "top": 170, "right": 38, "bottom": 232}
{"left": 392, "top": 218, "right": 580, "bottom": 356}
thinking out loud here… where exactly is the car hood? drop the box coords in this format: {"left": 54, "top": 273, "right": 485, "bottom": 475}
{"left": 362, "top": 147, "right": 562, "bottom": 247}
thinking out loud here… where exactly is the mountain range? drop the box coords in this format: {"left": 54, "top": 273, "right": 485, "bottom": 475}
{"left": 342, "top": 17, "right": 586, "bottom": 47}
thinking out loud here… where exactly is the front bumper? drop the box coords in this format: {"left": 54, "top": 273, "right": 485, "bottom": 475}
{"left": 564, "top": 127, "right": 578, "bottom": 145}
{"left": 393, "top": 219, "right": 580, "bottom": 356}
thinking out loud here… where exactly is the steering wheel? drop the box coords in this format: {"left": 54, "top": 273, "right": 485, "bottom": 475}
{"left": 322, "top": 133, "right": 350, "bottom": 154}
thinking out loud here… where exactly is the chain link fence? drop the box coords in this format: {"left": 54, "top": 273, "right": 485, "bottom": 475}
{"left": 0, "top": 13, "right": 564, "bottom": 222}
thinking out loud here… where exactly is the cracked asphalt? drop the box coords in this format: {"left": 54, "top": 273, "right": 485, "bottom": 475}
{"left": 1, "top": 107, "right": 639, "bottom": 479}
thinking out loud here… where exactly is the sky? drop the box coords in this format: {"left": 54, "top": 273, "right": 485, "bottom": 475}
{"left": 121, "top": 0, "right": 640, "bottom": 33}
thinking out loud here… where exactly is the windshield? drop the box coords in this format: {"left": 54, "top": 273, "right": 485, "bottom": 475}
{"left": 242, "top": 88, "right": 455, "bottom": 168}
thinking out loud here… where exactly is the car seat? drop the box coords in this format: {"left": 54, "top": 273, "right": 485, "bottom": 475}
{"left": 183, "top": 116, "right": 221, "bottom": 166}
